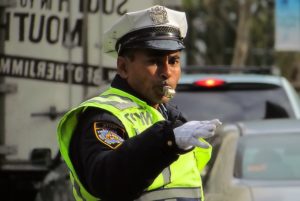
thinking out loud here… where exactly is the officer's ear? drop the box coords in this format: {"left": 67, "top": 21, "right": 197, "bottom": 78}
{"left": 117, "top": 56, "right": 129, "bottom": 79}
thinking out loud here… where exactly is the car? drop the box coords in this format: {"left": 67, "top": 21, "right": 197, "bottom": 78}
{"left": 204, "top": 118, "right": 300, "bottom": 201}
{"left": 170, "top": 67, "right": 300, "bottom": 122}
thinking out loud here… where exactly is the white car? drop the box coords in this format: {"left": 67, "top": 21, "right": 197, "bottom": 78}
{"left": 204, "top": 119, "right": 300, "bottom": 201}
{"left": 171, "top": 67, "right": 300, "bottom": 122}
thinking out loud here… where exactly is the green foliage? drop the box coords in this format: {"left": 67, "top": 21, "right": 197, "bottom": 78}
{"left": 182, "top": 0, "right": 237, "bottom": 65}
{"left": 181, "top": 0, "right": 300, "bottom": 83}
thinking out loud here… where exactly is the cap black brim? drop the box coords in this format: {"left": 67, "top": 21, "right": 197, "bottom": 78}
{"left": 123, "top": 39, "right": 185, "bottom": 51}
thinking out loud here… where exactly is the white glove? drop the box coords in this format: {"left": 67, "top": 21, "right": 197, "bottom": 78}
{"left": 173, "top": 119, "right": 222, "bottom": 150}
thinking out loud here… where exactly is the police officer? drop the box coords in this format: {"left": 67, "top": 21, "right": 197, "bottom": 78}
{"left": 58, "top": 5, "right": 221, "bottom": 201}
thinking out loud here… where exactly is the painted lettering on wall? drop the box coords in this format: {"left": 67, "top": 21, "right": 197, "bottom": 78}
{"left": 0, "top": 0, "right": 128, "bottom": 46}
{"left": 0, "top": 54, "right": 116, "bottom": 86}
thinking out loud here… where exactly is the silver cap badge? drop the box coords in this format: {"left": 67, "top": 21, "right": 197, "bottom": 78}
{"left": 149, "top": 6, "right": 169, "bottom": 25}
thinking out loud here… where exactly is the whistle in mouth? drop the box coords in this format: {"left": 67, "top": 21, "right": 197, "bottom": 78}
{"left": 163, "top": 86, "right": 176, "bottom": 99}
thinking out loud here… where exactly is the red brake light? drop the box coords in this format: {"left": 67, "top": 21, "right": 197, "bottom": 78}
{"left": 193, "top": 78, "right": 225, "bottom": 87}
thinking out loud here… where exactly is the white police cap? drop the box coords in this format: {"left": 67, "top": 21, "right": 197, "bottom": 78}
{"left": 103, "top": 5, "right": 188, "bottom": 58}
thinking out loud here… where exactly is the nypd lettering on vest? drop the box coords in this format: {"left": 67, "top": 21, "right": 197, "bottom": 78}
{"left": 124, "top": 111, "right": 152, "bottom": 126}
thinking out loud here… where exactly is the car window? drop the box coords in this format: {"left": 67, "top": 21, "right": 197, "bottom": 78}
{"left": 235, "top": 134, "right": 300, "bottom": 180}
{"left": 171, "top": 87, "right": 294, "bottom": 122}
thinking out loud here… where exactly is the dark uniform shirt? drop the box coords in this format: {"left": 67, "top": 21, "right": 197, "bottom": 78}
{"left": 69, "top": 75, "right": 188, "bottom": 201}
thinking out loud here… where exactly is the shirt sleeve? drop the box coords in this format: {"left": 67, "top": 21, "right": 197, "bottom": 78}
{"left": 69, "top": 107, "right": 182, "bottom": 201}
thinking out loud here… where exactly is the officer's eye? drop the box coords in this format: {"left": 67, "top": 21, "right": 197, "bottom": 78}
{"left": 168, "top": 57, "right": 180, "bottom": 65}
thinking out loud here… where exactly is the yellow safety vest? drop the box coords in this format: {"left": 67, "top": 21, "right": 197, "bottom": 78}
{"left": 58, "top": 87, "right": 212, "bottom": 201}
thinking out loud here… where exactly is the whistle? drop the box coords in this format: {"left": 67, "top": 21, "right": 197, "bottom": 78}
{"left": 163, "top": 86, "right": 176, "bottom": 99}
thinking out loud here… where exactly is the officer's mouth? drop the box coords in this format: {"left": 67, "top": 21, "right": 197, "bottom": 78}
{"left": 159, "top": 81, "right": 176, "bottom": 99}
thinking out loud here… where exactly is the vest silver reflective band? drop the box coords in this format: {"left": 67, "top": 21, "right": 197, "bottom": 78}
{"left": 161, "top": 167, "right": 171, "bottom": 185}
{"left": 83, "top": 94, "right": 140, "bottom": 110}
{"left": 84, "top": 99, "right": 138, "bottom": 110}
{"left": 135, "top": 187, "right": 201, "bottom": 201}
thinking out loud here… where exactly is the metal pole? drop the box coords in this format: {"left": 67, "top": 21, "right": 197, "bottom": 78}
{"left": 67, "top": 0, "right": 73, "bottom": 109}
{"left": 82, "top": 0, "right": 88, "bottom": 100}
{"left": 98, "top": 0, "right": 104, "bottom": 86}
{"left": 0, "top": 6, "right": 5, "bottom": 162}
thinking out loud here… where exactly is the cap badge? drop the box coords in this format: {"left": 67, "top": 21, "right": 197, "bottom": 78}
{"left": 149, "top": 6, "right": 169, "bottom": 25}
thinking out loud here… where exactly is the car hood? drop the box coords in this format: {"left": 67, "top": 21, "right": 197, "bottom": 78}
{"left": 251, "top": 185, "right": 300, "bottom": 201}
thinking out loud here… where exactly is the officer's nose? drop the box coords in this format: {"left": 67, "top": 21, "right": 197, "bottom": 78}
{"left": 158, "top": 57, "right": 172, "bottom": 80}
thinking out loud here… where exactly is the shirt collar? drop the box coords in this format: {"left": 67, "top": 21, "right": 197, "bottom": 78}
{"left": 111, "top": 74, "right": 168, "bottom": 118}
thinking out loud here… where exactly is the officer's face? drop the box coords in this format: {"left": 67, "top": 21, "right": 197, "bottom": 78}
{"left": 117, "top": 49, "right": 181, "bottom": 107}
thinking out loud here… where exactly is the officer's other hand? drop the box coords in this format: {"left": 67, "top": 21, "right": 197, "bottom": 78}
{"left": 173, "top": 119, "right": 222, "bottom": 150}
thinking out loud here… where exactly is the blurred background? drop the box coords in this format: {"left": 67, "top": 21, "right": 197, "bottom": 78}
{"left": 183, "top": 0, "right": 300, "bottom": 88}
{"left": 1, "top": 0, "right": 300, "bottom": 200}
{"left": 181, "top": 0, "right": 300, "bottom": 89}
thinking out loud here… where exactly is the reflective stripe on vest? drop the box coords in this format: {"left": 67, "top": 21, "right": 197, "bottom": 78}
{"left": 83, "top": 94, "right": 140, "bottom": 110}
{"left": 135, "top": 187, "right": 201, "bottom": 201}
{"left": 161, "top": 167, "right": 171, "bottom": 185}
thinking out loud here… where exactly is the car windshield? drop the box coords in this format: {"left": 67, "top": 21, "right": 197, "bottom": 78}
{"left": 171, "top": 87, "right": 294, "bottom": 122}
{"left": 235, "top": 134, "right": 300, "bottom": 180}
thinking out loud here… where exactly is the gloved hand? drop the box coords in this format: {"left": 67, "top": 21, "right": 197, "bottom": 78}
{"left": 173, "top": 119, "right": 222, "bottom": 150}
